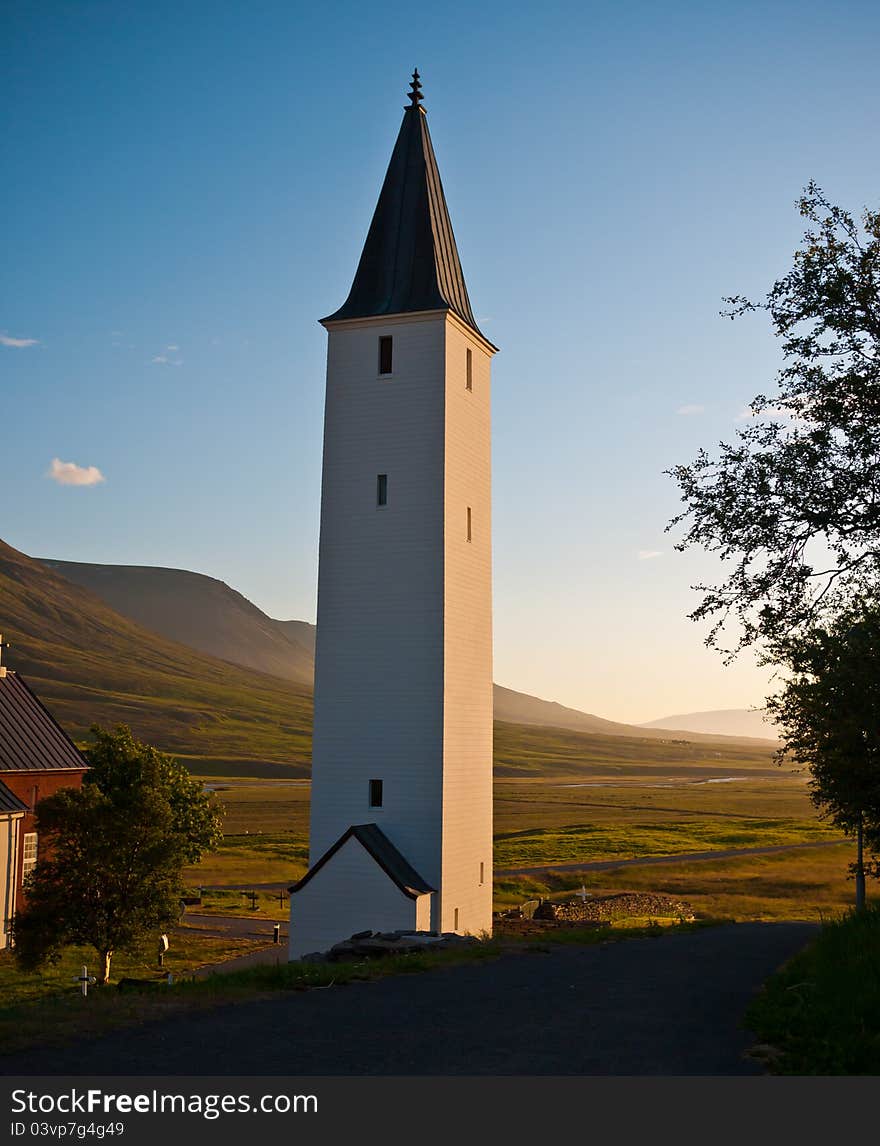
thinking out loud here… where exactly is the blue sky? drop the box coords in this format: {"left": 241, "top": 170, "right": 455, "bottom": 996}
{"left": 2, "top": 1, "right": 879, "bottom": 721}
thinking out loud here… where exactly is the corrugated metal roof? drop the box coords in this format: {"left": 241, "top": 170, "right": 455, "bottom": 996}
{"left": 321, "top": 81, "right": 494, "bottom": 347}
{"left": 0, "top": 672, "right": 89, "bottom": 773}
{"left": 0, "top": 778, "right": 27, "bottom": 814}
{"left": 290, "top": 822, "right": 436, "bottom": 899}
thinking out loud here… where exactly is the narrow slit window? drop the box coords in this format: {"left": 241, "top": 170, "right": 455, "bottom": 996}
{"left": 479, "top": 862, "right": 485, "bottom": 885}
{"left": 377, "top": 473, "right": 388, "bottom": 507}
{"left": 378, "top": 336, "right": 393, "bottom": 375}
{"left": 369, "top": 779, "right": 383, "bottom": 808}
{"left": 467, "top": 506, "right": 472, "bottom": 542}
{"left": 466, "top": 347, "right": 473, "bottom": 391}
{"left": 454, "top": 908, "right": 460, "bottom": 930}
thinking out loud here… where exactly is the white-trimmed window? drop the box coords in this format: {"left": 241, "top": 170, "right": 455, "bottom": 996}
{"left": 22, "top": 833, "right": 38, "bottom": 880}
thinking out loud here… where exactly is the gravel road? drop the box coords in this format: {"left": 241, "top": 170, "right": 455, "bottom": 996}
{"left": 5, "top": 921, "right": 815, "bottom": 1076}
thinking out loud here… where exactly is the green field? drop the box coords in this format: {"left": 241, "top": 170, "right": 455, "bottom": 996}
{"left": 182, "top": 760, "right": 858, "bottom": 925}
{"left": 493, "top": 721, "right": 781, "bottom": 776}
{"left": 0, "top": 926, "right": 270, "bottom": 1056}
{"left": 2, "top": 753, "right": 863, "bottom": 1059}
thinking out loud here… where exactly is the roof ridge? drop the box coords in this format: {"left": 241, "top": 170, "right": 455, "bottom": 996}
{"left": 289, "top": 822, "right": 435, "bottom": 898}
{"left": 0, "top": 672, "right": 90, "bottom": 773}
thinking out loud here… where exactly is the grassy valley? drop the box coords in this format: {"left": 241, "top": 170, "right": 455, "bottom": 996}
{"left": 0, "top": 538, "right": 862, "bottom": 1069}
{"left": 7, "top": 534, "right": 854, "bottom": 927}
{"left": 493, "top": 719, "right": 779, "bottom": 776}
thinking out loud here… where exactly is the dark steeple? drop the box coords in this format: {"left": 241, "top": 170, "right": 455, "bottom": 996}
{"left": 321, "top": 72, "right": 485, "bottom": 339}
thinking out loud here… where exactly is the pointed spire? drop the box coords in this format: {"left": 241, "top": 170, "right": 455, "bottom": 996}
{"left": 321, "top": 74, "right": 490, "bottom": 343}
{"left": 408, "top": 68, "right": 423, "bottom": 109}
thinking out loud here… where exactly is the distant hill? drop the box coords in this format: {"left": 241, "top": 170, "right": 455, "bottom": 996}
{"left": 39, "top": 559, "right": 773, "bottom": 749}
{"left": 0, "top": 539, "right": 777, "bottom": 779}
{"left": 273, "top": 619, "right": 317, "bottom": 662}
{"left": 640, "top": 708, "right": 779, "bottom": 741}
{"left": 41, "top": 559, "right": 315, "bottom": 686}
{"left": 0, "top": 540, "right": 313, "bottom": 773}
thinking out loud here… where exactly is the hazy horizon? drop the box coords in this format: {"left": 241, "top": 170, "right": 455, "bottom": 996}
{"left": 3, "top": 1, "right": 878, "bottom": 722}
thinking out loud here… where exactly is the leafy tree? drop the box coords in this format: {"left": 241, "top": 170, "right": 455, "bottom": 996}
{"left": 84, "top": 724, "right": 222, "bottom": 863}
{"left": 766, "top": 604, "right": 880, "bottom": 908}
{"left": 13, "top": 725, "right": 223, "bottom": 982}
{"left": 668, "top": 184, "right": 880, "bottom": 659}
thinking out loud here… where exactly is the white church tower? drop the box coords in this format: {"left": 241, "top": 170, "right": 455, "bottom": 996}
{"left": 289, "top": 72, "right": 497, "bottom": 959}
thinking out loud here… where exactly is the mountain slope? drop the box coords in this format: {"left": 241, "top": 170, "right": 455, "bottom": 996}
{"left": 2, "top": 539, "right": 777, "bottom": 779}
{"left": 641, "top": 709, "right": 779, "bottom": 741}
{"left": 494, "top": 685, "right": 673, "bottom": 738}
{"left": 41, "top": 559, "right": 315, "bottom": 686}
{"left": 1, "top": 540, "right": 312, "bottom": 772}
{"left": 39, "top": 559, "right": 774, "bottom": 747}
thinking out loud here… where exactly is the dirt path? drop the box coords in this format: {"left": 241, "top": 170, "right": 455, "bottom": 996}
{"left": 497, "top": 838, "right": 844, "bottom": 876}
{"left": 199, "top": 838, "right": 846, "bottom": 894}
{"left": 6, "top": 922, "right": 816, "bottom": 1076}
{"left": 177, "top": 913, "right": 287, "bottom": 941}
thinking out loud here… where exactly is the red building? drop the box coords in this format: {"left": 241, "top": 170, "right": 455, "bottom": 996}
{"left": 0, "top": 661, "right": 89, "bottom": 948}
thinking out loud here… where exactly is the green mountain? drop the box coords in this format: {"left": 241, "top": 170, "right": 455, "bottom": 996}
{"left": 0, "top": 539, "right": 312, "bottom": 774}
{"left": 41, "top": 558, "right": 315, "bottom": 686}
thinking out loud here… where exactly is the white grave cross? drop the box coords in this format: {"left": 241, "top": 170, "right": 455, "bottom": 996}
{"left": 73, "top": 965, "right": 97, "bottom": 997}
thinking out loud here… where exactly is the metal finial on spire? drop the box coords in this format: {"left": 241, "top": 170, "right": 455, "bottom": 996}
{"left": 408, "top": 68, "right": 424, "bottom": 108}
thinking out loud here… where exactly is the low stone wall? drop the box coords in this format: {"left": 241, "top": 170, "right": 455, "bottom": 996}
{"left": 530, "top": 892, "right": 695, "bottom": 924}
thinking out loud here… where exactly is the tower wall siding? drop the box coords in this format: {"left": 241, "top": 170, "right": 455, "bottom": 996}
{"left": 441, "top": 317, "right": 494, "bottom": 935}
{"left": 310, "top": 315, "right": 447, "bottom": 883}
{"left": 306, "top": 309, "right": 494, "bottom": 945}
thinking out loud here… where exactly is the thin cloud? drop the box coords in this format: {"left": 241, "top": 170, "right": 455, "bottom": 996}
{"left": 736, "top": 404, "right": 814, "bottom": 430}
{"left": 736, "top": 404, "right": 793, "bottom": 422}
{"left": 166, "top": 344, "right": 179, "bottom": 351}
{"left": 152, "top": 355, "right": 169, "bottom": 364}
{"left": 637, "top": 549, "right": 663, "bottom": 561}
{"left": 677, "top": 404, "right": 705, "bottom": 416}
{"left": 1, "top": 333, "right": 39, "bottom": 348}
{"left": 46, "top": 458, "right": 106, "bottom": 487}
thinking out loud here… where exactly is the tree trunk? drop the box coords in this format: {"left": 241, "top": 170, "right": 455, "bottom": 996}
{"left": 100, "top": 950, "right": 113, "bottom": 984}
{"left": 856, "top": 816, "right": 866, "bottom": 912}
